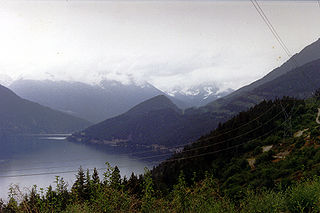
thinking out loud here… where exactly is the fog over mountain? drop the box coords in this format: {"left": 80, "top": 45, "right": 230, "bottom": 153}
{"left": 0, "top": 1, "right": 319, "bottom": 94}
{"left": 10, "top": 78, "right": 234, "bottom": 123}
{"left": 0, "top": 84, "right": 90, "bottom": 136}
{"left": 70, "top": 38, "right": 320, "bottom": 150}
{"left": 168, "top": 83, "right": 234, "bottom": 107}
{"left": 9, "top": 79, "right": 164, "bottom": 123}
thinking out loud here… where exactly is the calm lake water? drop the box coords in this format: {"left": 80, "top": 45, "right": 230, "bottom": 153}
{"left": 0, "top": 135, "right": 155, "bottom": 200}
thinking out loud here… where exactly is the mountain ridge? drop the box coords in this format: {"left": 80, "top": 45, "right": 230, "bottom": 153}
{"left": 69, "top": 38, "right": 320, "bottom": 151}
{"left": 220, "top": 38, "right": 320, "bottom": 102}
{"left": 0, "top": 84, "right": 91, "bottom": 136}
{"left": 9, "top": 79, "right": 189, "bottom": 122}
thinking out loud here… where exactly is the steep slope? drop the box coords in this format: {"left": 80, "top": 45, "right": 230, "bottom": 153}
{"left": 228, "top": 38, "right": 320, "bottom": 98}
{"left": 204, "top": 38, "right": 320, "bottom": 113}
{"left": 0, "top": 84, "right": 91, "bottom": 136}
{"left": 9, "top": 79, "right": 187, "bottom": 123}
{"left": 70, "top": 58, "right": 320, "bottom": 150}
{"left": 202, "top": 58, "right": 320, "bottom": 116}
{"left": 71, "top": 39, "right": 320, "bottom": 150}
{"left": 153, "top": 96, "right": 320, "bottom": 199}
{"left": 68, "top": 95, "right": 220, "bottom": 148}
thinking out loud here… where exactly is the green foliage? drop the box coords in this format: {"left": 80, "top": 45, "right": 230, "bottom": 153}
{"left": 103, "top": 162, "right": 114, "bottom": 185}
{"left": 255, "top": 150, "right": 274, "bottom": 165}
{"left": 286, "top": 179, "right": 320, "bottom": 213}
{"left": 172, "top": 171, "right": 190, "bottom": 212}
{"left": 92, "top": 168, "right": 100, "bottom": 185}
{"left": 3, "top": 97, "right": 320, "bottom": 212}
{"left": 253, "top": 146, "right": 262, "bottom": 156}
{"left": 294, "top": 137, "right": 305, "bottom": 149}
{"left": 5, "top": 165, "right": 320, "bottom": 212}
{"left": 240, "top": 190, "right": 286, "bottom": 213}
{"left": 72, "top": 166, "right": 86, "bottom": 201}
{"left": 63, "top": 203, "right": 92, "bottom": 213}
{"left": 111, "top": 166, "right": 121, "bottom": 190}
{"left": 141, "top": 168, "right": 155, "bottom": 213}
{"left": 310, "top": 127, "right": 320, "bottom": 141}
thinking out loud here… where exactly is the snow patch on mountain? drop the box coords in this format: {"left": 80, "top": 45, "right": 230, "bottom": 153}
{"left": 203, "top": 87, "right": 215, "bottom": 100}
{"left": 0, "top": 74, "right": 13, "bottom": 86}
{"left": 164, "top": 83, "right": 234, "bottom": 107}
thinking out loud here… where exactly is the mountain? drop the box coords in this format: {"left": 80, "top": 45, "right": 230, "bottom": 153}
{"left": 152, "top": 96, "right": 320, "bottom": 199}
{"left": 229, "top": 38, "right": 320, "bottom": 98}
{"left": 202, "top": 58, "right": 320, "bottom": 117}
{"left": 9, "top": 79, "right": 187, "bottom": 123}
{"left": 70, "top": 39, "right": 320, "bottom": 151}
{"left": 68, "top": 95, "right": 220, "bottom": 149}
{"left": 0, "top": 84, "right": 91, "bottom": 136}
{"left": 166, "top": 84, "right": 234, "bottom": 107}
{"left": 0, "top": 74, "right": 12, "bottom": 87}
{"left": 206, "top": 38, "right": 320, "bottom": 114}
{"left": 5, "top": 96, "right": 320, "bottom": 212}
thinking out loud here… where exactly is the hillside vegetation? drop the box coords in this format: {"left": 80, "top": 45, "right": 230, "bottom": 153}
{"left": 153, "top": 94, "right": 320, "bottom": 198}
{"left": 3, "top": 94, "right": 320, "bottom": 212}
{"left": 68, "top": 58, "right": 320, "bottom": 151}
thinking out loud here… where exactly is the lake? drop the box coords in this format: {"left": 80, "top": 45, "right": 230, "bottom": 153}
{"left": 0, "top": 135, "right": 155, "bottom": 200}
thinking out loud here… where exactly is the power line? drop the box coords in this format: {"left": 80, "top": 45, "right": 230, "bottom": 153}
{"left": 0, "top": 100, "right": 278, "bottom": 169}
{"left": 113, "top": 101, "right": 278, "bottom": 157}
{"left": 0, "top": 100, "right": 293, "bottom": 177}
{"left": 250, "top": 0, "right": 319, "bottom": 90}
{"left": 1, "top": 1, "right": 317, "bottom": 179}
{"left": 157, "top": 103, "right": 301, "bottom": 164}
{"left": 0, "top": 101, "right": 285, "bottom": 174}
{"left": 157, "top": 0, "right": 318, "bottom": 166}
{"left": 135, "top": 101, "right": 289, "bottom": 161}
{"left": 250, "top": 0, "right": 293, "bottom": 60}
{"left": 0, "top": 167, "right": 108, "bottom": 178}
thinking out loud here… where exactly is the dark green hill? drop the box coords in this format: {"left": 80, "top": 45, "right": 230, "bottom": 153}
{"left": 68, "top": 95, "right": 218, "bottom": 147}
{"left": 0, "top": 84, "right": 91, "bottom": 136}
{"left": 152, "top": 95, "right": 320, "bottom": 199}
{"left": 202, "top": 38, "right": 320, "bottom": 115}
{"left": 220, "top": 38, "right": 320, "bottom": 101}
{"left": 70, "top": 58, "right": 320, "bottom": 151}
{"left": 202, "top": 58, "right": 320, "bottom": 116}
{"left": 126, "top": 95, "right": 181, "bottom": 115}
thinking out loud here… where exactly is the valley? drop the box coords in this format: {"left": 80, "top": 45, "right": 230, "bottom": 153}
{"left": 0, "top": 1, "right": 320, "bottom": 211}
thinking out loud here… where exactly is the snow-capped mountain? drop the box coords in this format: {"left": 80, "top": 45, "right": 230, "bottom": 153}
{"left": 0, "top": 74, "right": 13, "bottom": 87}
{"left": 166, "top": 84, "right": 234, "bottom": 107}
{"left": 9, "top": 79, "right": 186, "bottom": 123}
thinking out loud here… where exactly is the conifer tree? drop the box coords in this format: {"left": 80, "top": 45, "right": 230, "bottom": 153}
{"left": 111, "top": 166, "right": 121, "bottom": 190}
{"left": 92, "top": 167, "right": 100, "bottom": 185}
{"left": 73, "top": 166, "right": 86, "bottom": 200}
{"left": 141, "top": 168, "right": 155, "bottom": 212}
{"left": 128, "top": 172, "right": 139, "bottom": 195}
{"left": 85, "top": 169, "right": 92, "bottom": 200}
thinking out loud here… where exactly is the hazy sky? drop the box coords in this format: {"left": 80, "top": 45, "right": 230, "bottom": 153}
{"left": 0, "top": 0, "right": 319, "bottom": 92}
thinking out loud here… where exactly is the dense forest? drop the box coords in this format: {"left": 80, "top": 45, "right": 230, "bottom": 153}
{"left": 2, "top": 93, "right": 320, "bottom": 212}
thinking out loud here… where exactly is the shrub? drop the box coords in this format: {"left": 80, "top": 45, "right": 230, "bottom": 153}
{"left": 286, "top": 179, "right": 320, "bottom": 213}
{"left": 240, "top": 190, "right": 286, "bottom": 213}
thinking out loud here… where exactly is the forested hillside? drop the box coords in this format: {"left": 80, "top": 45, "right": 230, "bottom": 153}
{"left": 68, "top": 95, "right": 222, "bottom": 149}
{"left": 153, "top": 94, "right": 320, "bottom": 198}
{"left": 68, "top": 58, "right": 320, "bottom": 152}
{"left": 3, "top": 94, "right": 320, "bottom": 212}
